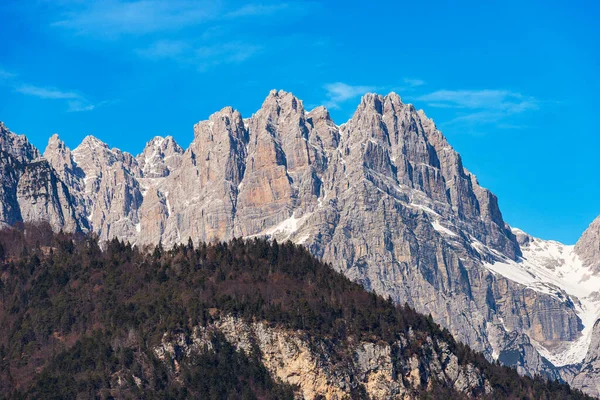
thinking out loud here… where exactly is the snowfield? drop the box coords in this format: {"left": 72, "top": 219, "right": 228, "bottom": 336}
{"left": 482, "top": 228, "right": 600, "bottom": 366}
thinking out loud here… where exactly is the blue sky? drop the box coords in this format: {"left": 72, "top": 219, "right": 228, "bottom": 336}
{"left": 0, "top": 0, "right": 598, "bottom": 243}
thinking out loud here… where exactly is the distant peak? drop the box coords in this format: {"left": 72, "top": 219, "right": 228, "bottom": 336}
{"left": 262, "top": 89, "right": 303, "bottom": 113}
{"left": 264, "top": 89, "right": 299, "bottom": 102}
{"left": 267, "top": 89, "right": 290, "bottom": 98}
{"left": 146, "top": 136, "right": 166, "bottom": 146}
{"left": 80, "top": 135, "right": 108, "bottom": 147}
{"left": 359, "top": 93, "right": 384, "bottom": 113}
{"left": 44, "top": 134, "right": 68, "bottom": 158}
{"left": 385, "top": 91, "right": 403, "bottom": 104}
{"left": 209, "top": 106, "right": 241, "bottom": 121}
{"left": 73, "top": 135, "right": 109, "bottom": 157}
{"left": 47, "top": 133, "right": 64, "bottom": 146}
{"left": 139, "top": 134, "right": 183, "bottom": 158}
{"left": 307, "top": 105, "right": 330, "bottom": 116}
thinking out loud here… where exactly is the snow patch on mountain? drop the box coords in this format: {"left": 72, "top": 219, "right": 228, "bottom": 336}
{"left": 483, "top": 229, "right": 600, "bottom": 366}
{"left": 431, "top": 220, "right": 458, "bottom": 237}
{"left": 248, "top": 212, "right": 313, "bottom": 242}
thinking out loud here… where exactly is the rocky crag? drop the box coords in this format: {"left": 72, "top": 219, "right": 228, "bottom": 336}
{"left": 1, "top": 90, "right": 599, "bottom": 395}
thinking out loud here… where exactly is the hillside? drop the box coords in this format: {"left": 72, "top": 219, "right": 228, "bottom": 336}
{"left": 0, "top": 224, "right": 591, "bottom": 399}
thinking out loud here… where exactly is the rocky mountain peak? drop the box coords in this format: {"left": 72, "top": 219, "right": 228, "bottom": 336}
{"left": 306, "top": 105, "right": 329, "bottom": 119}
{"left": 137, "top": 135, "right": 183, "bottom": 178}
{"left": 43, "top": 133, "right": 78, "bottom": 180}
{"left": 0, "top": 122, "right": 40, "bottom": 163}
{"left": 44, "top": 134, "right": 68, "bottom": 157}
{"left": 307, "top": 106, "right": 339, "bottom": 150}
{"left": 261, "top": 89, "right": 304, "bottom": 115}
{"left": 77, "top": 134, "right": 108, "bottom": 150}
{"left": 575, "top": 216, "right": 600, "bottom": 273}
{"left": 72, "top": 135, "right": 140, "bottom": 176}
{"left": 358, "top": 92, "right": 384, "bottom": 114}
{"left": 385, "top": 91, "right": 403, "bottom": 104}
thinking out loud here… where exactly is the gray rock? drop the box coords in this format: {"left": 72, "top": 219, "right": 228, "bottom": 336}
{"left": 576, "top": 216, "right": 600, "bottom": 273}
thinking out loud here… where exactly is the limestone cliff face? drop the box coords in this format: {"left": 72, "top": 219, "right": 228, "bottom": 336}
{"left": 153, "top": 315, "right": 493, "bottom": 399}
{"left": 576, "top": 216, "right": 600, "bottom": 273}
{"left": 0, "top": 122, "right": 39, "bottom": 163}
{"left": 70, "top": 136, "right": 143, "bottom": 242}
{"left": 568, "top": 320, "right": 600, "bottom": 396}
{"left": 16, "top": 160, "right": 81, "bottom": 232}
{"left": 0, "top": 150, "right": 25, "bottom": 229}
{"left": 0, "top": 123, "right": 39, "bottom": 228}
{"left": 1, "top": 90, "right": 599, "bottom": 396}
{"left": 43, "top": 134, "right": 89, "bottom": 231}
{"left": 137, "top": 136, "right": 183, "bottom": 179}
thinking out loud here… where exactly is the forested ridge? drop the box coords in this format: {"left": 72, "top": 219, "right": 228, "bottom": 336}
{"left": 0, "top": 223, "right": 592, "bottom": 399}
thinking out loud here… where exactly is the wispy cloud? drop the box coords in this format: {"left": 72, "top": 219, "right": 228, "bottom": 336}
{"left": 16, "top": 84, "right": 81, "bottom": 100}
{"left": 417, "top": 89, "right": 537, "bottom": 113}
{"left": 135, "top": 39, "right": 190, "bottom": 60}
{"left": 0, "top": 67, "right": 16, "bottom": 80}
{"left": 416, "top": 89, "right": 538, "bottom": 126}
{"left": 225, "top": 2, "right": 318, "bottom": 18}
{"left": 50, "top": 1, "right": 316, "bottom": 38}
{"left": 1, "top": 65, "right": 111, "bottom": 113}
{"left": 323, "top": 82, "right": 376, "bottom": 109}
{"left": 136, "top": 40, "right": 261, "bottom": 71}
{"left": 226, "top": 3, "right": 292, "bottom": 18}
{"left": 195, "top": 42, "right": 261, "bottom": 67}
{"left": 14, "top": 83, "right": 99, "bottom": 113}
{"left": 403, "top": 78, "right": 425, "bottom": 87}
{"left": 48, "top": 1, "right": 318, "bottom": 72}
{"left": 51, "top": 0, "right": 220, "bottom": 38}
{"left": 67, "top": 100, "right": 95, "bottom": 112}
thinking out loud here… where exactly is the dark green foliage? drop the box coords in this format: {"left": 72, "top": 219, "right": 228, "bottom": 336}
{"left": 0, "top": 225, "right": 592, "bottom": 399}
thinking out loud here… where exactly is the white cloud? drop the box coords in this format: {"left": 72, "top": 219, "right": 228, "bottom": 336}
{"left": 417, "top": 89, "right": 537, "bottom": 113}
{"left": 136, "top": 40, "right": 190, "bottom": 60}
{"left": 15, "top": 84, "right": 97, "bottom": 113}
{"left": 16, "top": 84, "right": 80, "bottom": 100}
{"left": 51, "top": 0, "right": 219, "bottom": 38}
{"left": 226, "top": 3, "right": 292, "bottom": 18}
{"left": 49, "top": 1, "right": 318, "bottom": 73}
{"left": 403, "top": 78, "right": 425, "bottom": 87}
{"left": 67, "top": 100, "right": 95, "bottom": 112}
{"left": 323, "top": 82, "right": 376, "bottom": 109}
{"left": 50, "top": 1, "right": 317, "bottom": 38}
{"left": 225, "top": 2, "right": 318, "bottom": 18}
{"left": 416, "top": 89, "right": 538, "bottom": 127}
{"left": 0, "top": 68, "right": 16, "bottom": 80}
{"left": 137, "top": 40, "right": 261, "bottom": 71}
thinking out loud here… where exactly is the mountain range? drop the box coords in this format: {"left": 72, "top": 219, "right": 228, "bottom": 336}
{"left": 1, "top": 90, "right": 599, "bottom": 396}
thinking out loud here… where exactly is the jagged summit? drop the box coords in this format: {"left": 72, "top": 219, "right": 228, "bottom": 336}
{"left": 1, "top": 90, "right": 600, "bottom": 396}
{"left": 74, "top": 134, "right": 109, "bottom": 151}
{"left": 0, "top": 121, "right": 40, "bottom": 163}
{"left": 137, "top": 134, "right": 183, "bottom": 179}
{"left": 260, "top": 89, "right": 305, "bottom": 116}
{"left": 575, "top": 216, "right": 600, "bottom": 273}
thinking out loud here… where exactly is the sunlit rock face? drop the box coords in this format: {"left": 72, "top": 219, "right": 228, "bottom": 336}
{"left": 1, "top": 90, "right": 600, "bottom": 395}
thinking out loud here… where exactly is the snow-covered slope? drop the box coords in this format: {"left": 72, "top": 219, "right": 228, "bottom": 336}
{"left": 483, "top": 228, "right": 600, "bottom": 366}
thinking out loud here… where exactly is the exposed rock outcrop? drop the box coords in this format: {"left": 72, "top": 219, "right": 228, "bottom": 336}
{"left": 16, "top": 160, "right": 81, "bottom": 232}
{"left": 154, "top": 315, "right": 493, "bottom": 399}
{"left": 576, "top": 216, "right": 600, "bottom": 273}
{"left": 568, "top": 320, "right": 600, "bottom": 396}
